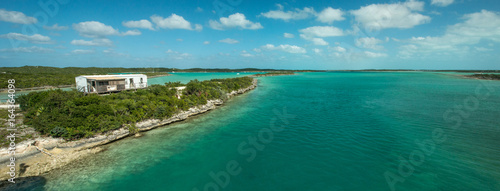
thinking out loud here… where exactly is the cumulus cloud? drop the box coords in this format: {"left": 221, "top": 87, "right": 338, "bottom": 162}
{"left": 399, "top": 10, "right": 500, "bottom": 58}
{"left": 72, "top": 49, "right": 95, "bottom": 54}
{"left": 219, "top": 38, "right": 239, "bottom": 44}
{"left": 317, "top": 7, "right": 345, "bottom": 24}
{"left": 261, "top": 44, "right": 307, "bottom": 54}
{"left": 355, "top": 37, "right": 384, "bottom": 50}
{"left": 299, "top": 26, "right": 344, "bottom": 46}
{"left": 121, "top": 29, "right": 141, "bottom": 36}
{"left": 0, "top": 33, "right": 51, "bottom": 44}
{"left": 260, "top": 4, "right": 316, "bottom": 21}
{"left": 165, "top": 49, "right": 192, "bottom": 60}
{"left": 73, "top": 21, "right": 118, "bottom": 38}
{"left": 312, "top": 48, "right": 323, "bottom": 54}
{"left": 151, "top": 14, "right": 201, "bottom": 31}
{"left": 351, "top": 0, "right": 431, "bottom": 30}
{"left": 103, "top": 49, "right": 129, "bottom": 57}
{"left": 309, "top": 38, "right": 329, "bottom": 46}
{"left": 71, "top": 39, "right": 113, "bottom": 47}
{"left": 0, "top": 46, "right": 53, "bottom": 53}
{"left": 300, "top": 26, "right": 344, "bottom": 38}
{"left": 330, "top": 46, "right": 347, "bottom": 53}
{"left": 204, "top": 41, "right": 210, "bottom": 45}
{"left": 284, "top": 33, "right": 295, "bottom": 38}
{"left": 43, "top": 24, "right": 68, "bottom": 31}
{"left": 240, "top": 50, "right": 254, "bottom": 57}
{"left": 209, "top": 13, "right": 263, "bottom": 30}
{"left": 431, "top": 0, "right": 454, "bottom": 7}
{"left": 329, "top": 46, "right": 387, "bottom": 59}
{"left": 122, "top": 19, "right": 154, "bottom": 30}
{"left": 0, "top": 9, "right": 37, "bottom": 24}
{"left": 73, "top": 21, "right": 140, "bottom": 38}
{"left": 364, "top": 51, "right": 388, "bottom": 58}
{"left": 260, "top": 5, "right": 346, "bottom": 24}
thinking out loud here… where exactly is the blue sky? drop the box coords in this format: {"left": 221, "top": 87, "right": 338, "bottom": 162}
{"left": 0, "top": 0, "right": 499, "bottom": 70}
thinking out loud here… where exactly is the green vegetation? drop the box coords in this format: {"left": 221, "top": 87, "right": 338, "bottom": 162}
{"left": 16, "top": 77, "right": 253, "bottom": 140}
{"left": 251, "top": 71, "right": 295, "bottom": 77}
{"left": 0, "top": 66, "right": 312, "bottom": 89}
{"left": 470, "top": 74, "right": 500, "bottom": 80}
{"left": 0, "top": 66, "right": 170, "bottom": 89}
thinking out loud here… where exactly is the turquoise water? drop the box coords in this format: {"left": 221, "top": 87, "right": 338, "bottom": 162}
{"left": 31, "top": 72, "right": 500, "bottom": 190}
{"left": 148, "top": 72, "right": 259, "bottom": 85}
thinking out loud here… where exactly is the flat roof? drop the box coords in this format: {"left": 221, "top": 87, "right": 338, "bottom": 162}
{"left": 86, "top": 77, "right": 126, "bottom": 81}
{"left": 78, "top": 74, "right": 147, "bottom": 78}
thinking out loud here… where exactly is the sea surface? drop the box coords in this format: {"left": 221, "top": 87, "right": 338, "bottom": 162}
{"left": 27, "top": 72, "right": 500, "bottom": 190}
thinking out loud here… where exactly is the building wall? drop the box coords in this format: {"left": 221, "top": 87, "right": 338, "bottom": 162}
{"left": 75, "top": 74, "right": 148, "bottom": 93}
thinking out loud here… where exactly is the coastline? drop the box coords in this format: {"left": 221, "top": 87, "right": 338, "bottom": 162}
{"left": 248, "top": 73, "right": 297, "bottom": 77}
{"left": 147, "top": 73, "right": 172, "bottom": 79}
{"left": 0, "top": 78, "right": 257, "bottom": 181}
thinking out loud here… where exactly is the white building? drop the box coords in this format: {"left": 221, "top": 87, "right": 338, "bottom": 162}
{"left": 75, "top": 74, "right": 147, "bottom": 93}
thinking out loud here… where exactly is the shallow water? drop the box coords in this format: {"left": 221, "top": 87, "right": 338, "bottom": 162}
{"left": 34, "top": 72, "right": 500, "bottom": 190}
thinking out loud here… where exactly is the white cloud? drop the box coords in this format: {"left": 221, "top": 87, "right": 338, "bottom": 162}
{"left": 194, "top": 24, "right": 203, "bottom": 31}
{"left": 122, "top": 19, "right": 154, "bottom": 30}
{"left": 196, "top": 7, "right": 203, "bottom": 12}
{"left": 73, "top": 21, "right": 141, "bottom": 37}
{"left": 43, "top": 24, "right": 68, "bottom": 31}
{"left": 330, "top": 46, "right": 346, "bottom": 53}
{"left": 240, "top": 50, "right": 254, "bottom": 57}
{"left": 299, "top": 26, "right": 344, "bottom": 46}
{"left": 103, "top": 49, "right": 129, "bottom": 57}
{"left": 350, "top": 0, "right": 431, "bottom": 30}
{"left": 176, "top": 38, "right": 183, "bottom": 42}
{"left": 260, "top": 5, "right": 316, "bottom": 21}
{"left": 121, "top": 29, "right": 141, "bottom": 36}
{"left": 151, "top": 14, "right": 200, "bottom": 31}
{"left": 261, "top": 44, "right": 307, "bottom": 54}
{"left": 72, "top": 49, "right": 95, "bottom": 54}
{"left": 71, "top": 39, "right": 113, "bottom": 47}
{"left": 219, "top": 38, "right": 239, "bottom": 44}
{"left": 309, "top": 38, "right": 329, "bottom": 46}
{"left": 399, "top": 10, "right": 500, "bottom": 58}
{"left": 364, "top": 51, "right": 388, "bottom": 58}
{"left": 253, "top": 48, "right": 262, "bottom": 53}
{"left": 165, "top": 49, "right": 177, "bottom": 54}
{"left": 299, "top": 26, "right": 344, "bottom": 38}
{"left": 73, "top": 21, "right": 119, "bottom": 38}
{"left": 355, "top": 37, "right": 384, "bottom": 50}
{"left": 317, "top": 7, "right": 345, "bottom": 24}
{"left": 165, "top": 49, "right": 192, "bottom": 60}
{"left": 0, "top": 46, "right": 53, "bottom": 53}
{"left": 312, "top": 48, "right": 323, "bottom": 54}
{"left": 209, "top": 13, "right": 263, "bottom": 30}
{"left": 431, "top": 0, "right": 454, "bottom": 7}
{"left": 0, "top": 9, "right": 37, "bottom": 24}
{"left": 0, "top": 33, "right": 51, "bottom": 44}
{"left": 284, "top": 33, "right": 295, "bottom": 38}
{"left": 475, "top": 47, "right": 493, "bottom": 52}
{"left": 204, "top": 41, "right": 210, "bottom": 45}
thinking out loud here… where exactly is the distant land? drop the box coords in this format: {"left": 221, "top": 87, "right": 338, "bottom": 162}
{"left": 1, "top": 66, "right": 500, "bottom": 90}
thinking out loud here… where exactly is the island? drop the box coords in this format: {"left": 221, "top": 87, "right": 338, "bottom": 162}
{"left": 0, "top": 76, "right": 257, "bottom": 181}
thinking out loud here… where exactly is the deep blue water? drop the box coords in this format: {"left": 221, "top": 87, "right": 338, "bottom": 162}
{"left": 34, "top": 72, "right": 500, "bottom": 190}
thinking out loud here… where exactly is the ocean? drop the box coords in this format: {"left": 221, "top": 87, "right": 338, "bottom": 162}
{"left": 31, "top": 72, "right": 500, "bottom": 190}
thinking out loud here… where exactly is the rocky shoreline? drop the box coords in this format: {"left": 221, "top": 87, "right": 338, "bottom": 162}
{"left": 0, "top": 78, "right": 257, "bottom": 181}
